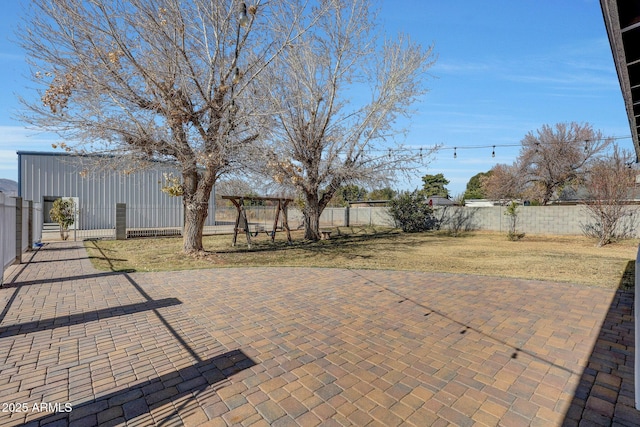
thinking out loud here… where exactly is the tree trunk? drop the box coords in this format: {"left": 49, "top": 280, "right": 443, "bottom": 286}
{"left": 181, "top": 166, "right": 215, "bottom": 254}
{"left": 303, "top": 196, "right": 321, "bottom": 241}
{"left": 183, "top": 198, "right": 208, "bottom": 253}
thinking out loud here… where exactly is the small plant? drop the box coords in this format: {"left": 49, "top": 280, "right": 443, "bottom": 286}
{"left": 49, "top": 198, "right": 75, "bottom": 240}
{"left": 505, "top": 201, "right": 524, "bottom": 241}
{"left": 389, "top": 190, "right": 439, "bottom": 233}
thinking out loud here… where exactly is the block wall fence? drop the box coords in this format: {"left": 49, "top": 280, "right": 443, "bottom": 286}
{"left": 441, "top": 205, "right": 596, "bottom": 236}
{"left": 310, "top": 205, "right": 640, "bottom": 237}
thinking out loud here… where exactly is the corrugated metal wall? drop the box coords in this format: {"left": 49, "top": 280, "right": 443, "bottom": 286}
{"left": 19, "top": 152, "right": 216, "bottom": 231}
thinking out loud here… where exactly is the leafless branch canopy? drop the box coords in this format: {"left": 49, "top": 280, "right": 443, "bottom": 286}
{"left": 250, "top": 0, "right": 436, "bottom": 239}
{"left": 483, "top": 122, "right": 611, "bottom": 204}
{"left": 582, "top": 145, "right": 637, "bottom": 246}
{"left": 17, "top": 0, "right": 325, "bottom": 251}
{"left": 19, "top": 0, "right": 319, "bottom": 174}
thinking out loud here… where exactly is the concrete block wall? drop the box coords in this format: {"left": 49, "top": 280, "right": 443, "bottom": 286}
{"left": 412, "top": 205, "right": 640, "bottom": 237}
{"left": 248, "top": 205, "right": 640, "bottom": 237}
{"left": 1, "top": 195, "right": 42, "bottom": 285}
{"left": 319, "top": 208, "right": 347, "bottom": 227}
{"left": 520, "top": 206, "right": 590, "bottom": 235}
{"left": 439, "top": 205, "right": 640, "bottom": 236}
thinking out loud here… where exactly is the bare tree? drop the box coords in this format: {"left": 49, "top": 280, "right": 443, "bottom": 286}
{"left": 583, "top": 145, "right": 637, "bottom": 246}
{"left": 519, "top": 122, "right": 610, "bottom": 204}
{"left": 482, "top": 123, "right": 610, "bottom": 204}
{"left": 481, "top": 163, "right": 523, "bottom": 202}
{"left": 17, "top": 0, "right": 318, "bottom": 253}
{"left": 256, "top": 0, "right": 437, "bottom": 240}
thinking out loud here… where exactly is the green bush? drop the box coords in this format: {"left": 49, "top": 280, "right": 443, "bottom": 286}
{"left": 49, "top": 198, "right": 75, "bottom": 240}
{"left": 389, "top": 190, "right": 438, "bottom": 232}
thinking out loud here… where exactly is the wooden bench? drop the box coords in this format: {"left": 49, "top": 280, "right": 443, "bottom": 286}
{"left": 320, "top": 230, "right": 332, "bottom": 240}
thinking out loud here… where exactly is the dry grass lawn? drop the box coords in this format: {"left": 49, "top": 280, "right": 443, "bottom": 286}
{"left": 85, "top": 228, "right": 638, "bottom": 289}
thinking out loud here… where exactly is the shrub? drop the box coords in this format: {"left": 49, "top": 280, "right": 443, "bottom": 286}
{"left": 581, "top": 145, "right": 637, "bottom": 246}
{"left": 581, "top": 213, "right": 637, "bottom": 246}
{"left": 49, "top": 198, "right": 75, "bottom": 240}
{"left": 389, "top": 190, "right": 439, "bottom": 232}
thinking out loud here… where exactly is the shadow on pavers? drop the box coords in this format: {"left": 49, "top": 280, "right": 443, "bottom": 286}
{"left": 31, "top": 243, "right": 89, "bottom": 252}
{"left": 24, "top": 256, "right": 126, "bottom": 265}
{"left": 0, "top": 297, "right": 182, "bottom": 339}
{"left": 1, "top": 271, "right": 136, "bottom": 289}
{"left": 2, "top": 243, "right": 256, "bottom": 426}
{"left": 562, "top": 260, "right": 639, "bottom": 426}
{"left": 29, "top": 349, "right": 256, "bottom": 426}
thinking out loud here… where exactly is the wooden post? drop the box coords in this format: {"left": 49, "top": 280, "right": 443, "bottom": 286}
{"left": 271, "top": 201, "right": 281, "bottom": 243}
{"left": 282, "top": 200, "right": 292, "bottom": 244}
{"left": 239, "top": 199, "right": 252, "bottom": 248}
{"left": 228, "top": 197, "right": 252, "bottom": 248}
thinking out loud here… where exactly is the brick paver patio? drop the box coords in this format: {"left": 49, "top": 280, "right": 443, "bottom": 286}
{"left": 0, "top": 242, "right": 637, "bottom": 426}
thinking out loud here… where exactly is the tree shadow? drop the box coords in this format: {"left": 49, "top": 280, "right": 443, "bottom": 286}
{"left": 1, "top": 242, "right": 257, "bottom": 426}
{"left": 562, "top": 260, "right": 638, "bottom": 425}
{"left": 0, "top": 297, "right": 182, "bottom": 338}
{"left": 215, "top": 228, "right": 440, "bottom": 256}
{"left": 22, "top": 256, "right": 119, "bottom": 265}
{"left": 28, "top": 349, "right": 255, "bottom": 426}
{"left": 0, "top": 271, "right": 136, "bottom": 289}
{"left": 32, "top": 244, "right": 88, "bottom": 251}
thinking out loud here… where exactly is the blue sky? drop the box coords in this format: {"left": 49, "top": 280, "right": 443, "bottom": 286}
{"left": 0, "top": 0, "right": 632, "bottom": 196}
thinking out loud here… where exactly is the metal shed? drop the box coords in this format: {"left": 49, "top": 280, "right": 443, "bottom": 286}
{"left": 18, "top": 151, "right": 215, "bottom": 238}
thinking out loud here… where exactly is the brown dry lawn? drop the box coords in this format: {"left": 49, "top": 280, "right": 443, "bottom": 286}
{"left": 85, "top": 228, "right": 638, "bottom": 289}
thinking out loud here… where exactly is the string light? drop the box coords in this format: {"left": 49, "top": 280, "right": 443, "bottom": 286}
{"left": 238, "top": 2, "right": 250, "bottom": 27}
{"left": 366, "top": 135, "right": 633, "bottom": 159}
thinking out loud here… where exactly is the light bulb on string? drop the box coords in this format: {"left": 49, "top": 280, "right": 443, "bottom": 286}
{"left": 238, "top": 3, "right": 250, "bottom": 27}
